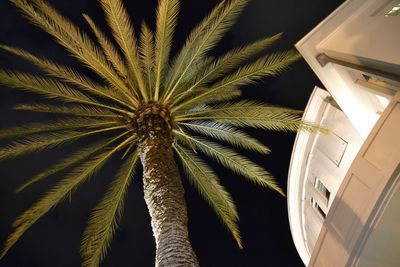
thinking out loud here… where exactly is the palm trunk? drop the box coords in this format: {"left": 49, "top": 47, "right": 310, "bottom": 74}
{"left": 139, "top": 133, "right": 199, "bottom": 267}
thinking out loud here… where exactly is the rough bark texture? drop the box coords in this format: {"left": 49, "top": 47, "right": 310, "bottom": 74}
{"left": 138, "top": 106, "right": 199, "bottom": 267}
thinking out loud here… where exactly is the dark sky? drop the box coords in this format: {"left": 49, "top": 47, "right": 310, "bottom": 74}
{"left": 0, "top": 1, "right": 344, "bottom": 266}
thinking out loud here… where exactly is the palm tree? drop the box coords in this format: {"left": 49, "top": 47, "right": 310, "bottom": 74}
{"left": 0, "top": 0, "right": 325, "bottom": 266}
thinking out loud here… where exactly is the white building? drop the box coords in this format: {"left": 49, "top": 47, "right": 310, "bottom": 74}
{"left": 287, "top": 0, "right": 400, "bottom": 266}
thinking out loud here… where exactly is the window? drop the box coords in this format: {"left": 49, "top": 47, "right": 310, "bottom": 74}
{"left": 310, "top": 197, "right": 326, "bottom": 219}
{"left": 314, "top": 177, "right": 331, "bottom": 201}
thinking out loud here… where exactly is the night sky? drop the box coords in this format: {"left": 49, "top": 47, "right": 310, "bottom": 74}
{"left": 0, "top": 1, "right": 344, "bottom": 266}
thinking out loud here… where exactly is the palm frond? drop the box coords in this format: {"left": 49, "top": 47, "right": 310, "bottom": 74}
{"left": 177, "top": 101, "right": 327, "bottom": 133}
{"left": 16, "top": 136, "right": 127, "bottom": 193}
{"left": 174, "top": 144, "right": 242, "bottom": 248}
{"left": 0, "top": 118, "right": 117, "bottom": 140}
{"left": 179, "top": 121, "right": 270, "bottom": 154}
{"left": 172, "top": 87, "right": 242, "bottom": 113}
{"left": 172, "top": 50, "right": 301, "bottom": 111}
{"left": 81, "top": 150, "right": 139, "bottom": 267}
{"left": 0, "top": 69, "right": 131, "bottom": 115}
{"left": 213, "top": 50, "right": 301, "bottom": 85}
{"left": 153, "top": 0, "right": 179, "bottom": 100}
{"left": 172, "top": 33, "right": 282, "bottom": 104}
{"left": 165, "top": 57, "right": 217, "bottom": 103}
{"left": 139, "top": 22, "right": 155, "bottom": 93}
{"left": 0, "top": 135, "right": 133, "bottom": 260}
{"left": 82, "top": 14, "right": 128, "bottom": 81}
{"left": 173, "top": 130, "right": 284, "bottom": 195}
{"left": 201, "top": 33, "right": 283, "bottom": 83}
{"left": 30, "top": 0, "right": 130, "bottom": 92}
{"left": 175, "top": 100, "right": 302, "bottom": 117}
{"left": 0, "top": 45, "right": 132, "bottom": 109}
{"left": 0, "top": 69, "right": 90, "bottom": 102}
{"left": 164, "top": 0, "right": 249, "bottom": 99}
{"left": 99, "top": 0, "right": 147, "bottom": 100}
{"left": 0, "top": 126, "right": 125, "bottom": 161}
{"left": 14, "top": 104, "right": 123, "bottom": 118}
{"left": 11, "top": 0, "right": 136, "bottom": 104}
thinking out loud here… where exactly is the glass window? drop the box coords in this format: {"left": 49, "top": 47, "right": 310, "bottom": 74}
{"left": 314, "top": 177, "right": 331, "bottom": 201}
{"left": 310, "top": 197, "right": 326, "bottom": 219}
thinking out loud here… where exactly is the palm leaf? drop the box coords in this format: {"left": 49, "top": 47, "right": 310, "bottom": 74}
{"left": 16, "top": 136, "right": 127, "bottom": 193}
{"left": 81, "top": 150, "right": 139, "bottom": 267}
{"left": 82, "top": 14, "right": 128, "bottom": 80}
{"left": 0, "top": 118, "right": 117, "bottom": 140}
{"left": 212, "top": 50, "right": 301, "bottom": 86}
{"left": 200, "top": 33, "right": 283, "bottom": 83}
{"left": 0, "top": 135, "right": 133, "bottom": 260}
{"left": 0, "top": 70, "right": 90, "bottom": 102}
{"left": 172, "top": 50, "right": 301, "bottom": 111}
{"left": 0, "top": 45, "right": 132, "bottom": 109}
{"left": 153, "top": 0, "right": 179, "bottom": 100}
{"left": 177, "top": 101, "right": 327, "bottom": 133}
{"left": 14, "top": 104, "right": 123, "bottom": 118}
{"left": 0, "top": 126, "right": 125, "bottom": 161}
{"left": 174, "top": 144, "right": 242, "bottom": 248}
{"left": 173, "top": 87, "right": 242, "bottom": 113}
{"left": 11, "top": 0, "right": 135, "bottom": 104}
{"left": 173, "top": 130, "right": 284, "bottom": 195}
{"left": 164, "top": 57, "right": 215, "bottom": 102}
{"left": 175, "top": 100, "right": 302, "bottom": 117}
{"left": 179, "top": 121, "right": 270, "bottom": 154}
{"left": 172, "top": 33, "right": 282, "bottom": 104}
{"left": 0, "top": 70, "right": 130, "bottom": 115}
{"left": 164, "top": 0, "right": 249, "bottom": 100}
{"left": 138, "top": 22, "right": 155, "bottom": 93}
{"left": 99, "top": 0, "right": 147, "bottom": 100}
{"left": 31, "top": 0, "right": 131, "bottom": 93}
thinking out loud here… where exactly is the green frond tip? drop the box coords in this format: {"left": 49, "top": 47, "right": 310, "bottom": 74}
{"left": 172, "top": 50, "right": 301, "bottom": 112}
{"left": 15, "top": 137, "right": 120, "bottom": 193}
{"left": 174, "top": 144, "right": 242, "bottom": 249}
{"left": 12, "top": 0, "right": 132, "bottom": 99}
{"left": 139, "top": 22, "right": 155, "bottom": 93}
{"left": 0, "top": 126, "right": 125, "bottom": 162}
{"left": 0, "top": 118, "right": 117, "bottom": 141}
{"left": 179, "top": 121, "right": 270, "bottom": 154}
{"left": 171, "top": 32, "right": 283, "bottom": 103}
{"left": 13, "top": 104, "right": 123, "bottom": 118}
{"left": 82, "top": 14, "right": 128, "bottom": 79}
{"left": 0, "top": 148, "right": 115, "bottom": 260}
{"left": 0, "top": 69, "right": 91, "bottom": 102}
{"left": 99, "top": 0, "right": 147, "bottom": 100}
{"left": 172, "top": 87, "right": 243, "bottom": 113}
{"left": 300, "top": 121, "right": 331, "bottom": 134}
{"left": 202, "top": 32, "right": 284, "bottom": 83}
{"left": 0, "top": 135, "right": 134, "bottom": 260}
{"left": 81, "top": 150, "right": 139, "bottom": 267}
{"left": 0, "top": 44, "right": 132, "bottom": 109}
{"left": 175, "top": 100, "right": 303, "bottom": 118}
{"left": 173, "top": 130, "right": 285, "bottom": 196}
{"left": 164, "top": 0, "right": 249, "bottom": 100}
{"left": 153, "top": 0, "right": 180, "bottom": 100}
{"left": 175, "top": 101, "right": 319, "bottom": 134}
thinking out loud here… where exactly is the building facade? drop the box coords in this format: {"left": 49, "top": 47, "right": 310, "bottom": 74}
{"left": 287, "top": 0, "right": 400, "bottom": 266}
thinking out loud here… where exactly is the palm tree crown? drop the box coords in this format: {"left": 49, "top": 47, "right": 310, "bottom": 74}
{"left": 0, "top": 0, "right": 325, "bottom": 266}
